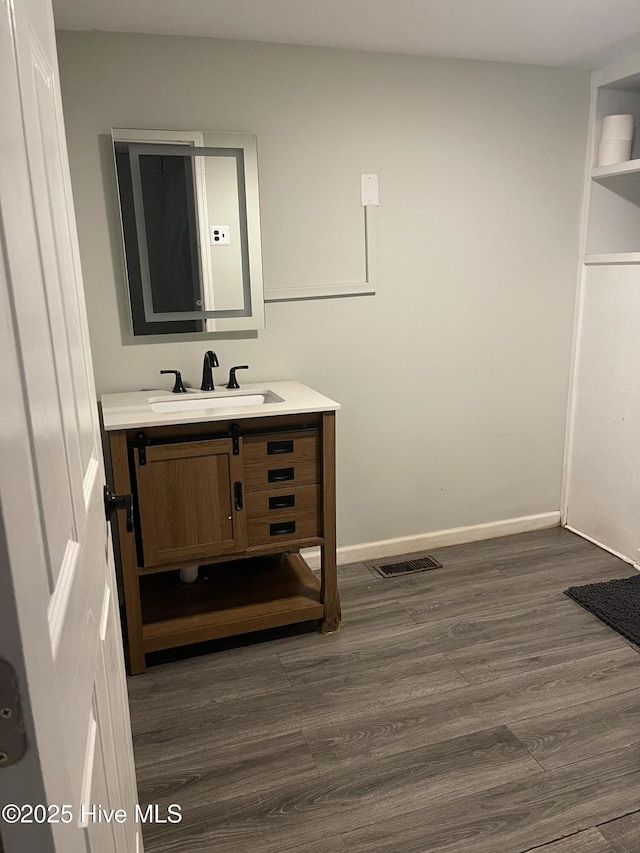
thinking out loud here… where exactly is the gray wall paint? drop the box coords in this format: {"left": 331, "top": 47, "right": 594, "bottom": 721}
{"left": 56, "top": 31, "right": 589, "bottom": 549}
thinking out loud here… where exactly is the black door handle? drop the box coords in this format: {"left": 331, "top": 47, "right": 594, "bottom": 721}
{"left": 104, "top": 485, "right": 134, "bottom": 532}
{"left": 234, "top": 481, "right": 244, "bottom": 511}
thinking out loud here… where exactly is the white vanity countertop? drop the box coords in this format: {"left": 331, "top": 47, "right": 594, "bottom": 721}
{"left": 100, "top": 380, "right": 340, "bottom": 431}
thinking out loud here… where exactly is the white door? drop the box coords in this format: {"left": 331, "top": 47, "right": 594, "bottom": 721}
{"left": 0, "top": 0, "right": 140, "bottom": 850}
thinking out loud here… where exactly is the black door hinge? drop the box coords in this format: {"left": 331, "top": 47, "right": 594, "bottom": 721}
{"left": 0, "top": 660, "right": 27, "bottom": 768}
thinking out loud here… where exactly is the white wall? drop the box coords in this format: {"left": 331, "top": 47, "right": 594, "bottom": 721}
{"left": 56, "top": 31, "right": 589, "bottom": 551}
{"left": 566, "top": 264, "right": 640, "bottom": 562}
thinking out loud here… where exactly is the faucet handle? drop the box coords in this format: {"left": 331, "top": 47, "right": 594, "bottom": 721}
{"left": 160, "top": 370, "right": 187, "bottom": 393}
{"left": 226, "top": 365, "right": 249, "bottom": 389}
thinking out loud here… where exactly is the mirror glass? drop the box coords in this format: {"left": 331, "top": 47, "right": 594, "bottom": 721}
{"left": 112, "top": 129, "right": 264, "bottom": 336}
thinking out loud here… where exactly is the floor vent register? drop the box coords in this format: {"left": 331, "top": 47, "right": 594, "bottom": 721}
{"left": 366, "top": 555, "right": 443, "bottom": 579}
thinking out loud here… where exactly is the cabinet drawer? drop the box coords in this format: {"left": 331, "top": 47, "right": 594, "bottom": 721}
{"left": 246, "top": 484, "right": 321, "bottom": 546}
{"left": 243, "top": 431, "right": 319, "bottom": 492}
{"left": 247, "top": 511, "right": 321, "bottom": 547}
{"left": 246, "top": 484, "right": 320, "bottom": 520}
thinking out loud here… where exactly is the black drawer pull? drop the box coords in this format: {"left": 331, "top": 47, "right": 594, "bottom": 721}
{"left": 270, "top": 521, "right": 296, "bottom": 536}
{"left": 269, "top": 494, "right": 295, "bottom": 510}
{"left": 268, "top": 467, "right": 294, "bottom": 483}
{"left": 267, "top": 439, "right": 294, "bottom": 455}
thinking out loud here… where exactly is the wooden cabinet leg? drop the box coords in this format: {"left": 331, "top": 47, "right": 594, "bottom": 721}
{"left": 128, "top": 643, "right": 146, "bottom": 676}
{"left": 319, "top": 411, "right": 341, "bottom": 633}
{"left": 123, "top": 569, "right": 146, "bottom": 674}
{"left": 320, "top": 544, "right": 341, "bottom": 633}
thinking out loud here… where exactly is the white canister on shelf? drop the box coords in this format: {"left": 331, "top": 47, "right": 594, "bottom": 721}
{"left": 601, "top": 114, "right": 634, "bottom": 140}
{"left": 598, "top": 114, "right": 634, "bottom": 166}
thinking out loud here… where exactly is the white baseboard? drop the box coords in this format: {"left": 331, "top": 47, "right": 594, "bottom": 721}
{"left": 564, "top": 525, "right": 640, "bottom": 571}
{"left": 302, "top": 511, "right": 561, "bottom": 571}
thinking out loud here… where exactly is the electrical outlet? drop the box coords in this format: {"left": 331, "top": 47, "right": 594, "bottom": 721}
{"left": 210, "top": 225, "right": 230, "bottom": 245}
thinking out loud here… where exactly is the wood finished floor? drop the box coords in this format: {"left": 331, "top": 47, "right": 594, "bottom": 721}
{"left": 127, "top": 528, "right": 640, "bottom": 853}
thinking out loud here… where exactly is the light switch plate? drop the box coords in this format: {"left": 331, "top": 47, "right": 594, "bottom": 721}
{"left": 361, "top": 174, "right": 379, "bottom": 206}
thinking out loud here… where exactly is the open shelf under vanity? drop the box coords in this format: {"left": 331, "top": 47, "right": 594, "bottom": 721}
{"left": 139, "top": 553, "right": 324, "bottom": 653}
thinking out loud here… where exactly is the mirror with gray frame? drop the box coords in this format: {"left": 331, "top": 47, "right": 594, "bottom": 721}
{"left": 112, "top": 129, "right": 265, "bottom": 336}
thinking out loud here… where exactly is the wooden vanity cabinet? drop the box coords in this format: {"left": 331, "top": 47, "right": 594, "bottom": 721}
{"left": 107, "top": 411, "right": 340, "bottom": 673}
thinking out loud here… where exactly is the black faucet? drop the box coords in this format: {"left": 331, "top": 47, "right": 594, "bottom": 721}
{"left": 200, "top": 351, "right": 219, "bottom": 391}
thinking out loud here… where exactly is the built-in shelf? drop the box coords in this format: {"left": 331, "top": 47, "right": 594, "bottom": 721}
{"left": 565, "top": 64, "right": 640, "bottom": 567}
{"left": 584, "top": 252, "right": 640, "bottom": 265}
{"left": 586, "top": 83, "right": 640, "bottom": 255}
{"left": 592, "top": 158, "right": 640, "bottom": 181}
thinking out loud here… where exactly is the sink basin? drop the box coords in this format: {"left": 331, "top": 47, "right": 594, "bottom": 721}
{"left": 149, "top": 391, "right": 282, "bottom": 413}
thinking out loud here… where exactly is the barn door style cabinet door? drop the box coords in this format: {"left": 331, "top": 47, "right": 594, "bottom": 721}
{"left": 105, "top": 406, "right": 341, "bottom": 674}
{"left": 134, "top": 437, "right": 247, "bottom": 566}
